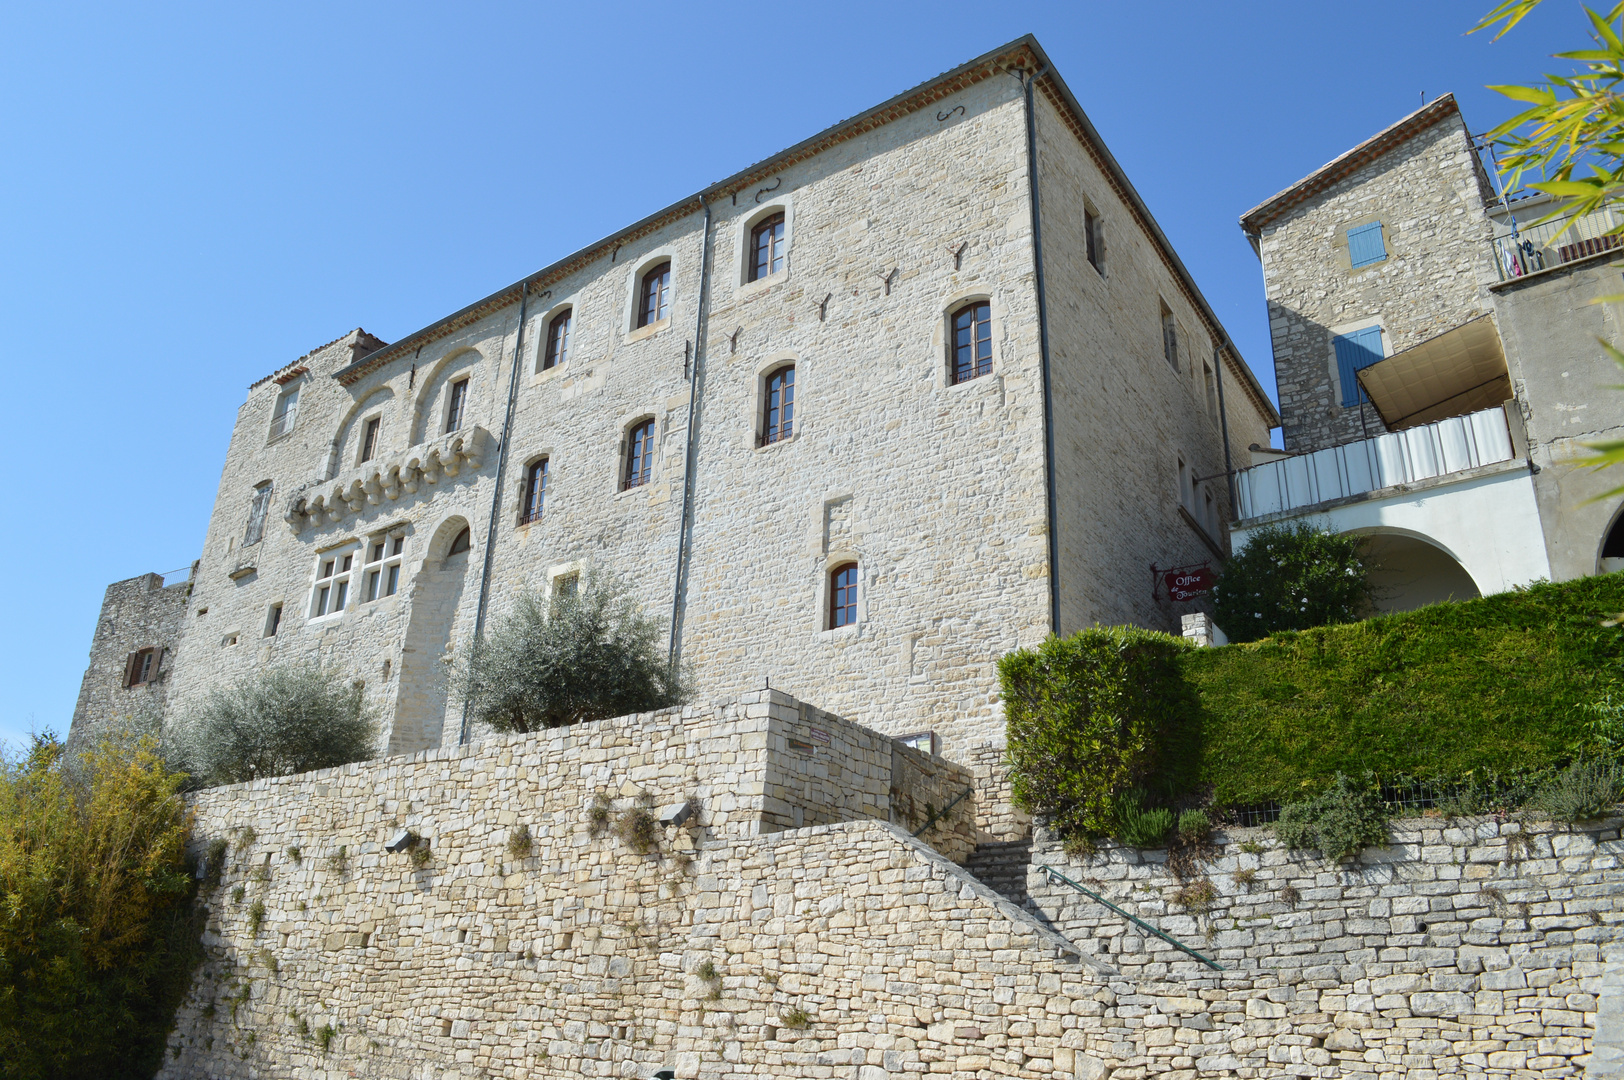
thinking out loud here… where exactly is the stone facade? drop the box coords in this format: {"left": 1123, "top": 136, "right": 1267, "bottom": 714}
{"left": 1242, "top": 101, "right": 1499, "bottom": 453}
{"left": 162, "top": 692, "right": 1624, "bottom": 1079}
{"left": 66, "top": 570, "right": 192, "bottom": 754}
{"left": 72, "top": 38, "right": 1274, "bottom": 761}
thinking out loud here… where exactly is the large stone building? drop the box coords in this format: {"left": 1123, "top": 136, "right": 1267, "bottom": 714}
{"left": 1233, "top": 93, "right": 1624, "bottom": 611}
{"left": 69, "top": 36, "right": 1275, "bottom": 758}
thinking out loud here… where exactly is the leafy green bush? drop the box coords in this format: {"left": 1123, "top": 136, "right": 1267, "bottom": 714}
{"left": 1524, "top": 759, "right": 1623, "bottom": 822}
{"left": 1002, "top": 628, "right": 1194, "bottom": 840}
{"left": 0, "top": 733, "right": 201, "bottom": 1080}
{"left": 1113, "top": 791, "right": 1174, "bottom": 848}
{"left": 1213, "top": 522, "right": 1371, "bottom": 643}
{"left": 1177, "top": 809, "right": 1211, "bottom": 843}
{"left": 1156, "top": 574, "right": 1624, "bottom": 807}
{"left": 1274, "top": 774, "right": 1390, "bottom": 860}
{"left": 454, "top": 570, "right": 687, "bottom": 733}
{"left": 170, "top": 662, "right": 376, "bottom": 787}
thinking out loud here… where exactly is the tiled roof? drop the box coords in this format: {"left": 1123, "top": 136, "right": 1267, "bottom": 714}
{"left": 249, "top": 329, "right": 388, "bottom": 390}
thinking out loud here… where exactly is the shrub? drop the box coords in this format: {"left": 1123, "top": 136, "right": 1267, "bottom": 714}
{"left": 1274, "top": 773, "right": 1390, "bottom": 860}
{"left": 1177, "top": 809, "right": 1210, "bottom": 843}
{"left": 1523, "top": 759, "right": 1623, "bottom": 822}
{"left": 1171, "top": 879, "right": 1218, "bottom": 913}
{"left": 409, "top": 844, "right": 432, "bottom": 869}
{"left": 506, "top": 824, "right": 532, "bottom": 859}
{"left": 1113, "top": 791, "right": 1174, "bottom": 848}
{"left": 248, "top": 900, "right": 266, "bottom": 935}
{"left": 1002, "top": 627, "right": 1195, "bottom": 840}
{"left": 453, "top": 570, "right": 687, "bottom": 734}
{"left": 0, "top": 732, "right": 201, "bottom": 1080}
{"left": 1212, "top": 522, "right": 1371, "bottom": 643}
{"left": 615, "top": 798, "right": 659, "bottom": 856}
{"left": 781, "top": 1008, "right": 811, "bottom": 1030}
{"left": 169, "top": 662, "right": 376, "bottom": 787}
{"left": 1158, "top": 574, "right": 1624, "bottom": 807}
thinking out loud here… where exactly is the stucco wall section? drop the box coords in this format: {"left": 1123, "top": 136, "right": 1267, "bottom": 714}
{"left": 66, "top": 571, "right": 191, "bottom": 754}
{"left": 1255, "top": 115, "right": 1499, "bottom": 453}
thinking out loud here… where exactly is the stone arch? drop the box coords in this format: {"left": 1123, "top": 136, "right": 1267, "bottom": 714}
{"left": 390, "top": 513, "right": 474, "bottom": 753}
{"left": 410, "top": 347, "right": 486, "bottom": 445}
{"left": 328, "top": 386, "right": 396, "bottom": 479}
{"left": 1598, "top": 500, "right": 1624, "bottom": 573}
{"left": 1350, "top": 527, "right": 1482, "bottom": 614}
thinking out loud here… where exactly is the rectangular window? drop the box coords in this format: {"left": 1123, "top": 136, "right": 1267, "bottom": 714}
{"left": 1348, "top": 222, "right": 1387, "bottom": 269}
{"left": 366, "top": 570, "right": 381, "bottom": 602}
{"left": 265, "top": 603, "right": 283, "bottom": 637}
{"left": 1333, "top": 326, "right": 1385, "bottom": 406}
{"left": 1084, "top": 207, "right": 1103, "bottom": 273}
{"left": 445, "top": 379, "right": 469, "bottom": 433}
{"left": 125, "top": 647, "right": 162, "bottom": 687}
{"left": 544, "top": 310, "right": 571, "bottom": 369}
{"left": 360, "top": 417, "right": 380, "bottom": 463}
{"left": 638, "top": 263, "right": 671, "bottom": 327}
{"left": 371, "top": 541, "right": 385, "bottom": 563}
{"left": 623, "top": 419, "right": 655, "bottom": 490}
{"left": 521, "top": 459, "right": 548, "bottom": 524}
{"left": 386, "top": 563, "right": 400, "bottom": 596}
{"left": 1177, "top": 456, "right": 1189, "bottom": 512}
{"left": 1203, "top": 361, "right": 1217, "bottom": 420}
{"left": 244, "top": 482, "right": 274, "bottom": 545}
{"left": 333, "top": 579, "right": 348, "bottom": 612}
{"left": 316, "top": 586, "right": 331, "bottom": 616}
{"left": 269, "top": 387, "right": 299, "bottom": 439}
{"left": 1161, "top": 305, "right": 1179, "bottom": 370}
{"left": 750, "top": 213, "right": 786, "bottom": 281}
{"left": 391, "top": 535, "right": 404, "bottom": 557}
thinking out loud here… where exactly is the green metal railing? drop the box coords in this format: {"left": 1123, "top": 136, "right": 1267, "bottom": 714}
{"left": 911, "top": 787, "right": 974, "bottom": 838}
{"left": 1037, "top": 864, "right": 1224, "bottom": 971}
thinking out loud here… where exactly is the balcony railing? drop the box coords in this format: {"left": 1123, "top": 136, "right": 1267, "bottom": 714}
{"left": 1235, "top": 406, "right": 1515, "bottom": 521}
{"left": 1490, "top": 206, "right": 1623, "bottom": 281}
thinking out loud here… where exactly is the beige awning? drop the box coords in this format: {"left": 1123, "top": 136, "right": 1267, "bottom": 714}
{"left": 1356, "top": 315, "right": 1512, "bottom": 430}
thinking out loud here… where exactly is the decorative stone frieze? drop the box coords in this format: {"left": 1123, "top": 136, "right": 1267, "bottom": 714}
{"left": 283, "top": 425, "right": 487, "bottom": 532}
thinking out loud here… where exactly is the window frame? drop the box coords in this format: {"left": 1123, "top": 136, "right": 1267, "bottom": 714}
{"left": 359, "top": 416, "right": 381, "bottom": 463}
{"left": 1332, "top": 324, "right": 1386, "bottom": 407}
{"left": 948, "top": 300, "right": 994, "bottom": 385}
{"left": 361, "top": 530, "right": 406, "bottom": 603}
{"left": 268, "top": 385, "right": 300, "bottom": 441}
{"left": 1347, "top": 221, "right": 1388, "bottom": 269}
{"left": 748, "top": 212, "right": 786, "bottom": 283}
{"left": 622, "top": 418, "right": 656, "bottom": 491}
{"left": 1160, "top": 302, "right": 1179, "bottom": 371}
{"left": 444, "top": 377, "right": 470, "bottom": 434}
{"left": 760, "top": 364, "right": 795, "bottom": 446}
{"left": 310, "top": 545, "right": 359, "bottom": 620}
{"left": 636, "top": 262, "right": 672, "bottom": 329}
{"left": 244, "top": 481, "right": 274, "bottom": 546}
{"left": 1084, "top": 205, "right": 1104, "bottom": 274}
{"left": 520, "top": 457, "right": 549, "bottom": 524}
{"left": 124, "top": 647, "right": 162, "bottom": 688}
{"left": 543, "top": 309, "right": 572, "bottom": 370}
{"left": 829, "top": 562, "right": 859, "bottom": 630}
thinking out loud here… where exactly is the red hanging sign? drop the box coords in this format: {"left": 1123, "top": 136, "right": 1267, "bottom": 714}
{"left": 1164, "top": 566, "right": 1214, "bottom": 602}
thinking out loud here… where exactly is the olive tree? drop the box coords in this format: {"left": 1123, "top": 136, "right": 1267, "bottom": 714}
{"left": 453, "top": 570, "right": 686, "bottom": 734}
{"left": 169, "top": 662, "right": 376, "bottom": 787}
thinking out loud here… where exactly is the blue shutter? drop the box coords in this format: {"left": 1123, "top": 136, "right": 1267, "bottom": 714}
{"left": 1348, "top": 222, "right": 1386, "bottom": 268}
{"left": 1334, "top": 326, "right": 1385, "bottom": 406}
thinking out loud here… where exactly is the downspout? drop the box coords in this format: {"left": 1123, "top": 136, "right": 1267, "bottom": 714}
{"left": 669, "top": 196, "right": 713, "bottom": 668}
{"left": 1212, "top": 341, "right": 1237, "bottom": 538}
{"left": 1020, "top": 63, "right": 1062, "bottom": 635}
{"left": 459, "top": 281, "right": 530, "bottom": 745}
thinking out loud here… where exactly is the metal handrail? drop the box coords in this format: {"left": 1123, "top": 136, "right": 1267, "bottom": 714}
{"left": 1037, "top": 864, "right": 1225, "bottom": 971}
{"left": 911, "top": 786, "right": 974, "bottom": 838}
{"left": 1489, "top": 206, "right": 1623, "bottom": 281}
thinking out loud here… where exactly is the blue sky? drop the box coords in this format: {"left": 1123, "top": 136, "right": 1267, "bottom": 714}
{"left": 0, "top": 1, "right": 1577, "bottom": 745}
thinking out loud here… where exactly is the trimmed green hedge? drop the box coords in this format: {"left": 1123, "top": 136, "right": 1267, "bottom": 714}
{"left": 1156, "top": 573, "right": 1624, "bottom": 806}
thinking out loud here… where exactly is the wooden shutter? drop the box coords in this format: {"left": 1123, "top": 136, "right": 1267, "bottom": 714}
{"left": 1348, "top": 222, "right": 1386, "bottom": 268}
{"left": 1334, "top": 327, "right": 1385, "bottom": 406}
{"left": 124, "top": 651, "right": 141, "bottom": 687}
{"left": 149, "top": 647, "right": 164, "bottom": 682}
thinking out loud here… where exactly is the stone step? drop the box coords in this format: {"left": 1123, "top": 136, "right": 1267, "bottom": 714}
{"left": 964, "top": 837, "right": 1034, "bottom": 904}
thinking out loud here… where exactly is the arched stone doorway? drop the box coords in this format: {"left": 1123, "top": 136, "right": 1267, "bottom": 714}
{"left": 1360, "top": 532, "right": 1481, "bottom": 615}
{"left": 390, "top": 515, "right": 473, "bottom": 754}
{"left": 1600, "top": 503, "right": 1624, "bottom": 574}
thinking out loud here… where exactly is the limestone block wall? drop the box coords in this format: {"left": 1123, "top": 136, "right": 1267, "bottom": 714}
{"left": 1254, "top": 113, "right": 1500, "bottom": 453}
{"left": 67, "top": 571, "right": 191, "bottom": 754}
{"left": 1024, "top": 814, "right": 1624, "bottom": 1074}
{"left": 961, "top": 740, "right": 1032, "bottom": 842}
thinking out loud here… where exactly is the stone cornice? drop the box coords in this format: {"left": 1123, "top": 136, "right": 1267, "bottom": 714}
{"left": 284, "top": 426, "right": 488, "bottom": 533}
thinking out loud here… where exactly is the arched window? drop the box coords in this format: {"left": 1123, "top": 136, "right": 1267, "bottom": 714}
{"left": 521, "top": 458, "right": 548, "bottom": 524}
{"left": 447, "top": 527, "right": 471, "bottom": 556}
{"left": 749, "top": 213, "right": 786, "bottom": 282}
{"left": 830, "top": 563, "right": 858, "bottom": 628}
{"left": 761, "top": 365, "right": 795, "bottom": 446}
{"left": 637, "top": 262, "right": 671, "bottom": 327}
{"left": 950, "top": 301, "right": 992, "bottom": 384}
{"left": 543, "top": 310, "right": 571, "bottom": 370}
{"left": 623, "top": 419, "right": 655, "bottom": 490}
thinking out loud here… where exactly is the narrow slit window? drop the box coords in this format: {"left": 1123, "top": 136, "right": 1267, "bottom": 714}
{"left": 360, "top": 417, "right": 380, "bottom": 463}
{"left": 445, "top": 378, "right": 469, "bottom": 433}
{"left": 1084, "top": 208, "right": 1103, "bottom": 273}
{"left": 761, "top": 366, "right": 795, "bottom": 445}
{"left": 749, "top": 213, "right": 786, "bottom": 282}
{"left": 950, "top": 301, "right": 992, "bottom": 384}
{"left": 244, "top": 482, "right": 274, "bottom": 546}
{"left": 1161, "top": 304, "right": 1178, "bottom": 370}
{"left": 544, "top": 310, "right": 571, "bottom": 369}
{"left": 265, "top": 603, "right": 282, "bottom": 637}
{"left": 521, "top": 458, "right": 548, "bottom": 524}
{"left": 830, "top": 563, "right": 858, "bottom": 629}
{"left": 637, "top": 262, "right": 671, "bottom": 328}
{"left": 623, "top": 419, "right": 655, "bottom": 490}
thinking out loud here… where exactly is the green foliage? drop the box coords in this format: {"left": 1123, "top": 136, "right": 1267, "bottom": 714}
{"left": 1177, "top": 809, "right": 1211, "bottom": 844}
{"left": 409, "top": 844, "right": 432, "bottom": 869}
{"left": 1212, "top": 523, "right": 1371, "bottom": 643}
{"left": 1274, "top": 774, "right": 1391, "bottom": 860}
{"left": 1158, "top": 574, "right": 1624, "bottom": 807}
{"left": 1002, "top": 627, "right": 1195, "bottom": 839}
{"left": 781, "top": 1008, "right": 811, "bottom": 1029}
{"left": 316, "top": 1023, "right": 337, "bottom": 1052}
{"left": 1112, "top": 791, "right": 1174, "bottom": 848}
{"left": 506, "top": 824, "right": 532, "bottom": 859}
{"left": 170, "top": 662, "right": 377, "bottom": 787}
{"left": 248, "top": 900, "right": 266, "bottom": 935}
{"left": 0, "top": 733, "right": 202, "bottom": 1080}
{"left": 615, "top": 797, "right": 659, "bottom": 856}
{"left": 1171, "top": 879, "right": 1218, "bottom": 913}
{"left": 1525, "top": 759, "right": 1624, "bottom": 821}
{"left": 453, "top": 570, "right": 687, "bottom": 734}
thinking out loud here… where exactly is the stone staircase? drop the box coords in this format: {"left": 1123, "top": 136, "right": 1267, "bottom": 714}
{"left": 964, "top": 836, "right": 1034, "bottom": 906}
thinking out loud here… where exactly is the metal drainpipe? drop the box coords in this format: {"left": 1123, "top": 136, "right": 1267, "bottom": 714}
{"left": 459, "top": 281, "right": 530, "bottom": 745}
{"left": 1020, "top": 64, "right": 1062, "bottom": 636}
{"left": 1212, "top": 342, "right": 1238, "bottom": 534}
{"left": 669, "top": 196, "right": 713, "bottom": 669}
